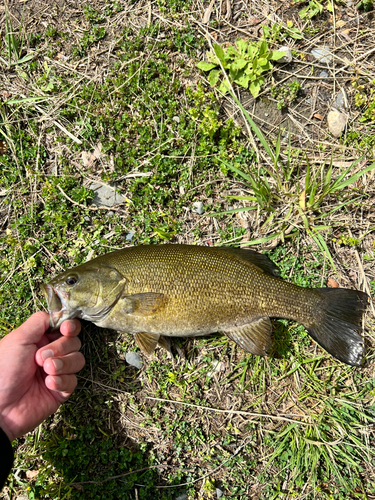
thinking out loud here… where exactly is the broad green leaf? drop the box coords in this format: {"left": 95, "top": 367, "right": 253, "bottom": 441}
{"left": 207, "top": 51, "right": 220, "bottom": 65}
{"left": 247, "top": 45, "right": 258, "bottom": 59}
{"left": 218, "top": 79, "right": 230, "bottom": 94}
{"left": 236, "top": 39, "right": 248, "bottom": 54}
{"left": 213, "top": 44, "right": 226, "bottom": 64}
{"left": 208, "top": 69, "right": 221, "bottom": 86}
{"left": 271, "top": 50, "right": 288, "bottom": 61}
{"left": 234, "top": 74, "right": 250, "bottom": 88}
{"left": 229, "top": 66, "right": 239, "bottom": 80}
{"left": 259, "top": 40, "right": 268, "bottom": 56}
{"left": 249, "top": 80, "right": 261, "bottom": 97}
{"left": 233, "top": 59, "right": 248, "bottom": 70}
{"left": 260, "top": 62, "right": 272, "bottom": 71}
{"left": 288, "top": 28, "right": 303, "bottom": 40}
{"left": 257, "top": 58, "right": 269, "bottom": 66}
{"left": 226, "top": 46, "right": 239, "bottom": 59}
{"left": 196, "top": 61, "right": 217, "bottom": 71}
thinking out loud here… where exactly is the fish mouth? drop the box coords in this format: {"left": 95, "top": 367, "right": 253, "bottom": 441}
{"left": 42, "top": 284, "right": 73, "bottom": 329}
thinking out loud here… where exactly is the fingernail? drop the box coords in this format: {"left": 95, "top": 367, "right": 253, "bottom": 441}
{"left": 53, "top": 376, "right": 62, "bottom": 388}
{"left": 52, "top": 359, "right": 63, "bottom": 372}
{"left": 41, "top": 349, "right": 54, "bottom": 362}
{"left": 69, "top": 321, "right": 77, "bottom": 333}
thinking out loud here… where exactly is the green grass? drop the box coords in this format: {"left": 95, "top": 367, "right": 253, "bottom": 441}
{"left": 0, "top": 1, "right": 374, "bottom": 499}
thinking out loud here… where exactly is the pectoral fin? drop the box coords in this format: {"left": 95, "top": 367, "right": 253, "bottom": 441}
{"left": 135, "top": 332, "right": 160, "bottom": 355}
{"left": 224, "top": 317, "right": 272, "bottom": 355}
{"left": 121, "top": 292, "right": 166, "bottom": 315}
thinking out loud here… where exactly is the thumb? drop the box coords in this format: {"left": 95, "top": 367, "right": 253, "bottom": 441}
{"left": 10, "top": 312, "right": 50, "bottom": 346}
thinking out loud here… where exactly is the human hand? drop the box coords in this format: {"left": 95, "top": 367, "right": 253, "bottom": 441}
{"left": 0, "top": 312, "right": 85, "bottom": 442}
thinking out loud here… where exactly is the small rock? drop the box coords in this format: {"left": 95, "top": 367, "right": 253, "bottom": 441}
{"left": 89, "top": 182, "right": 125, "bottom": 208}
{"left": 192, "top": 201, "right": 204, "bottom": 215}
{"left": 125, "top": 230, "right": 135, "bottom": 241}
{"left": 175, "top": 495, "right": 188, "bottom": 500}
{"left": 319, "top": 71, "right": 329, "bottom": 78}
{"left": 334, "top": 90, "right": 347, "bottom": 111}
{"left": 207, "top": 359, "right": 225, "bottom": 377}
{"left": 311, "top": 46, "right": 333, "bottom": 64}
{"left": 216, "top": 488, "right": 224, "bottom": 499}
{"left": 327, "top": 110, "right": 347, "bottom": 137}
{"left": 84, "top": 216, "right": 91, "bottom": 222}
{"left": 277, "top": 46, "right": 292, "bottom": 63}
{"left": 172, "top": 116, "right": 180, "bottom": 123}
{"left": 107, "top": 211, "right": 114, "bottom": 217}
{"left": 125, "top": 352, "right": 143, "bottom": 369}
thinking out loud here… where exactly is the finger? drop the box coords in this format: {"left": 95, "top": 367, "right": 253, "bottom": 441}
{"left": 12, "top": 311, "right": 50, "bottom": 345}
{"left": 36, "top": 335, "right": 82, "bottom": 366}
{"left": 45, "top": 374, "right": 78, "bottom": 400}
{"left": 60, "top": 319, "right": 81, "bottom": 338}
{"left": 43, "top": 352, "right": 86, "bottom": 376}
{"left": 46, "top": 332, "right": 62, "bottom": 342}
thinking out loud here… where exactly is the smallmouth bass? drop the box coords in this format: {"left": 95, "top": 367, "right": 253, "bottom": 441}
{"left": 42, "top": 244, "right": 369, "bottom": 366}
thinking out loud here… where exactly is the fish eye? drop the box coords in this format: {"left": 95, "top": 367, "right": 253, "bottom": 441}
{"left": 66, "top": 276, "right": 78, "bottom": 286}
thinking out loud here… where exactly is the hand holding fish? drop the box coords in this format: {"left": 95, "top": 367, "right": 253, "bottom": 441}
{"left": 0, "top": 312, "right": 85, "bottom": 442}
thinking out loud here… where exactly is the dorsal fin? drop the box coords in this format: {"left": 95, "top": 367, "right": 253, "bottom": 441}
{"left": 217, "top": 247, "right": 280, "bottom": 277}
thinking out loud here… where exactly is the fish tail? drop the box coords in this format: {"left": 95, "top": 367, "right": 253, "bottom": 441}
{"left": 307, "top": 288, "right": 369, "bottom": 366}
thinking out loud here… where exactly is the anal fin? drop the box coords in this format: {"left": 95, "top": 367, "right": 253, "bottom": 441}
{"left": 158, "top": 335, "right": 172, "bottom": 353}
{"left": 135, "top": 332, "right": 160, "bottom": 355}
{"left": 224, "top": 317, "right": 272, "bottom": 356}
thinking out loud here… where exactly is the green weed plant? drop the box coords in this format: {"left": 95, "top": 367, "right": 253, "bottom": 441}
{"left": 197, "top": 35, "right": 286, "bottom": 97}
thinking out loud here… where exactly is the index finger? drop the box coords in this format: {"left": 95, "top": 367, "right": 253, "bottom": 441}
{"left": 59, "top": 319, "right": 81, "bottom": 337}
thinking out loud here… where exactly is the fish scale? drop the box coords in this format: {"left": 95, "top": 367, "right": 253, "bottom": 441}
{"left": 43, "top": 244, "right": 369, "bottom": 366}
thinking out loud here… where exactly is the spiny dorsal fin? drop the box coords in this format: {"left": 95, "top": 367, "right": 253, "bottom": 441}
{"left": 217, "top": 247, "right": 280, "bottom": 277}
{"left": 121, "top": 292, "right": 166, "bottom": 315}
{"left": 135, "top": 332, "right": 160, "bottom": 355}
{"left": 224, "top": 317, "right": 272, "bottom": 355}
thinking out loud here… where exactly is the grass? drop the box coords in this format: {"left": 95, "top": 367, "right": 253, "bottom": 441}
{"left": 0, "top": 0, "right": 375, "bottom": 499}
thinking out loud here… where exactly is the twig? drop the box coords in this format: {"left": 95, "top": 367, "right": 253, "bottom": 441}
{"left": 145, "top": 396, "right": 313, "bottom": 425}
{"left": 18, "top": 94, "right": 82, "bottom": 145}
{"left": 65, "top": 464, "right": 170, "bottom": 486}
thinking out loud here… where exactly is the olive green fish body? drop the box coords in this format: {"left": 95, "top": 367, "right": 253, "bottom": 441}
{"left": 43, "top": 244, "right": 369, "bottom": 366}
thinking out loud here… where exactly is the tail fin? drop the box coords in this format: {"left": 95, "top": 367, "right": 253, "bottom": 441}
{"left": 307, "top": 288, "right": 369, "bottom": 366}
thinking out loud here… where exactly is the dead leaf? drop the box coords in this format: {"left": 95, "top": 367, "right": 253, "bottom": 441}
{"left": 314, "top": 113, "right": 324, "bottom": 120}
{"left": 327, "top": 278, "right": 339, "bottom": 288}
{"left": 26, "top": 470, "right": 39, "bottom": 480}
{"left": 332, "top": 161, "right": 353, "bottom": 168}
{"left": 81, "top": 144, "right": 102, "bottom": 167}
{"left": 93, "top": 142, "right": 103, "bottom": 159}
{"left": 82, "top": 151, "right": 96, "bottom": 167}
{"left": 299, "top": 189, "right": 306, "bottom": 211}
{"left": 341, "top": 29, "right": 352, "bottom": 42}
{"left": 202, "top": 0, "right": 216, "bottom": 24}
{"left": 248, "top": 18, "right": 261, "bottom": 26}
{"left": 336, "top": 20, "right": 346, "bottom": 28}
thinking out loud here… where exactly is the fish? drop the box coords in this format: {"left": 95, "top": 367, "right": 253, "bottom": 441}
{"left": 42, "top": 244, "right": 369, "bottom": 366}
